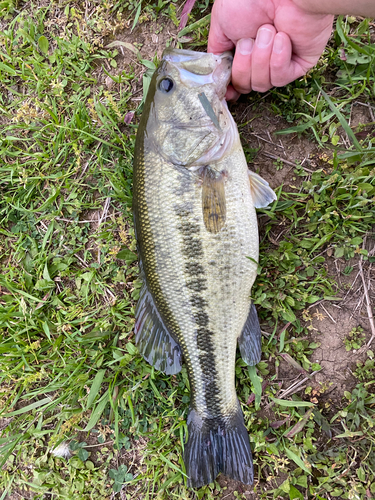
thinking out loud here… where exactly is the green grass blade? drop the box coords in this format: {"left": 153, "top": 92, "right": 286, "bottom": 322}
{"left": 178, "top": 14, "right": 211, "bottom": 37}
{"left": 86, "top": 369, "right": 106, "bottom": 409}
{"left": 274, "top": 119, "right": 317, "bottom": 135}
{"left": 159, "top": 454, "right": 189, "bottom": 478}
{"left": 3, "top": 397, "right": 52, "bottom": 417}
{"left": 248, "top": 365, "right": 262, "bottom": 395}
{"left": 319, "top": 87, "right": 362, "bottom": 151}
{"left": 131, "top": 1, "right": 142, "bottom": 32}
{"left": 84, "top": 391, "right": 109, "bottom": 431}
{"left": 284, "top": 447, "right": 312, "bottom": 475}
{"left": 270, "top": 398, "right": 315, "bottom": 408}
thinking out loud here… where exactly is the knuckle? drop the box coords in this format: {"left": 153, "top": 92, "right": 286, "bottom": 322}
{"left": 252, "top": 82, "right": 271, "bottom": 93}
{"left": 270, "top": 71, "right": 288, "bottom": 87}
{"left": 251, "top": 75, "right": 272, "bottom": 92}
{"left": 270, "top": 58, "right": 284, "bottom": 71}
{"left": 233, "top": 84, "right": 251, "bottom": 94}
{"left": 232, "top": 74, "right": 251, "bottom": 94}
{"left": 270, "top": 78, "right": 287, "bottom": 88}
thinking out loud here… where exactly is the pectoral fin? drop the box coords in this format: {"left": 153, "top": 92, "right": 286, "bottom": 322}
{"left": 248, "top": 171, "right": 277, "bottom": 208}
{"left": 202, "top": 167, "right": 226, "bottom": 233}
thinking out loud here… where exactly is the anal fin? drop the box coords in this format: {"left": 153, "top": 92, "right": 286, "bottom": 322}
{"left": 238, "top": 303, "right": 262, "bottom": 366}
{"left": 135, "top": 284, "right": 182, "bottom": 375}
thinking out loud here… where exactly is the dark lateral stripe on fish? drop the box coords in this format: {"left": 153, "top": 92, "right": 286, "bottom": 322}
{"left": 197, "top": 325, "right": 222, "bottom": 411}
{"left": 175, "top": 203, "right": 222, "bottom": 416}
{"left": 186, "top": 279, "right": 207, "bottom": 292}
{"left": 190, "top": 295, "right": 208, "bottom": 309}
{"left": 181, "top": 238, "right": 204, "bottom": 260}
{"left": 185, "top": 262, "right": 205, "bottom": 274}
{"left": 193, "top": 311, "right": 209, "bottom": 327}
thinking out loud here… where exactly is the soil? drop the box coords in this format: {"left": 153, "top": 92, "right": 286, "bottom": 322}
{"left": 233, "top": 101, "right": 318, "bottom": 191}
{"left": 99, "top": 17, "right": 180, "bottom": 103}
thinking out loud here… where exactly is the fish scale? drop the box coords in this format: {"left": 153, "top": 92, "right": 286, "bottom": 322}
{"left": 139, "top": 152, "right": 254, "bottom": 412}
{"left": 133, "top": 48, "right": 276, "bottom": 487}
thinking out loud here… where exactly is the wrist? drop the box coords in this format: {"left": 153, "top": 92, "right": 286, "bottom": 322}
{"left": 290, "top": 0, "right": 333, "bottom": 15}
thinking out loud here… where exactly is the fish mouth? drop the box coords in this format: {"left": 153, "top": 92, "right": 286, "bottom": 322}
{"left": 162, "top": 48, "right": 233, "bottom": 100}
{"left": 162, "top": 48, "right": 209, "bottom": 61}
{"left": 162, "top": 48, "right": 232, "bottom": 64}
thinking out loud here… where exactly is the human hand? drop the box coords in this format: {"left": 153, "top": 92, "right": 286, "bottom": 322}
{"left": 207, "top": 0, "right": 334, "bottom": 99}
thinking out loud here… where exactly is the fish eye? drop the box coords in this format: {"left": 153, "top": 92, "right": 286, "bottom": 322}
{"left": 158, "top": 77, "right": 174, "bottom": 93}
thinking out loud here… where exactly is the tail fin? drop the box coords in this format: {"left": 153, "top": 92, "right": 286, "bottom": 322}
{"left": 184, "top": 404, "right": 253, "bottom": 488}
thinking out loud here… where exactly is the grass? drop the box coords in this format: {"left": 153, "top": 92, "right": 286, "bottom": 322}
{"left": 0, "top": 2, "right": 375, "bottom": 499}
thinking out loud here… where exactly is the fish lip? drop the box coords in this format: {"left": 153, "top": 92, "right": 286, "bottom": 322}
{"left": 162, "top": 48, "right": 233, "bottom": 65}
{"left": 162, "top": 47, "right": 205, "bottom": 59}
{"left": 161, "top": 49, "right": 232, "bottom": 100}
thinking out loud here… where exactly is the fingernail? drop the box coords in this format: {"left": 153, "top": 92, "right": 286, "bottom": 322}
{"left": 237, "top": 38, "right": 254, "bottom": 56}
{"left": 273, "top": 35, "right": 284, "bottom": 54}
{"left": 256, "top": 28, "right": 273, "bottom": 48}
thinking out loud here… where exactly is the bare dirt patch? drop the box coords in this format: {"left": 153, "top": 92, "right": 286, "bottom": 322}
{"left": 311, "top": 304, "right": 365, "bottom": 397}
{"left": 99, "top": 18, "right": 180, "bottom": 103}
{"left": 233, "top": 100, "right": 318, "bottom": 190}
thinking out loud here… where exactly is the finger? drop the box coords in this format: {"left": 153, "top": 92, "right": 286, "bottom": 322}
{"left": 251, "top": 24, "right": 276, "bottom": 92}
{"left": 207, "top": 0, "right": 235, "bottom": 54}
{"left": 225, "top": 84, "right": 240, "bottom": 102}
{"left": 270, "top": 33, "right": 308, "bottom": 87}
{"left": 231, "top": 38, "right": 254, "bottom": 94}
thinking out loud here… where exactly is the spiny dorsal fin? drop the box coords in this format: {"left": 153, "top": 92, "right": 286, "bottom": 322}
{"left": 202, "top": 167, "right": 226, "bottom": 234}
{"left": 248, "top": 171, "right": 277, "bottom": 208}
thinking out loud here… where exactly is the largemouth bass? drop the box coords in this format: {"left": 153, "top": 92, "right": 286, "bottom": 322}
{"left": 132, "top": 48, "right": 276, "bottom": 488}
